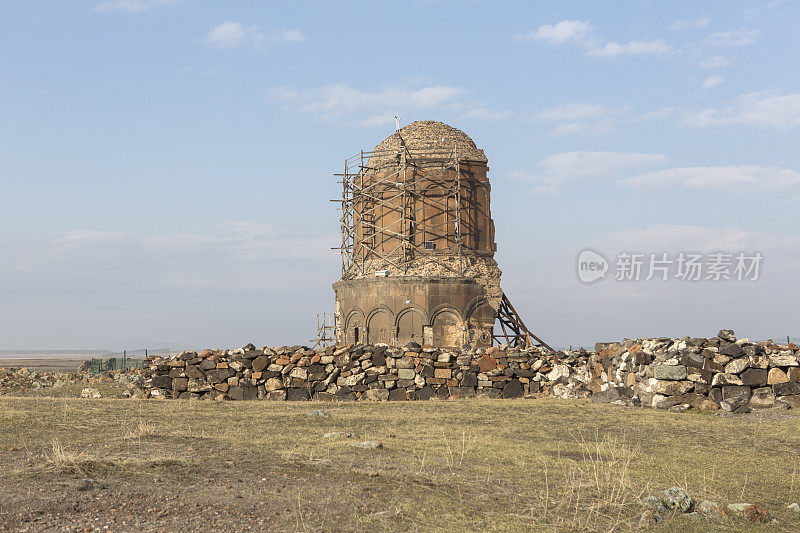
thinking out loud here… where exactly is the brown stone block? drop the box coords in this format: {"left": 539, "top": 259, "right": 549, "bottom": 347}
{"left": 478, "top": 355, "right": 498, "bottom": 372}
{"left": 397, "top": 357, "right": 415, "bottom": 369}
{"left": 214, "top": 382, "right": 229, "bottom": 392}
{"left": 434, "top": 368, "right": 451, "bottom": 379}
{"left": 172, "top": 378, "right": 189, "bottom": 392}
{"left": 265, "top": 390, "right": 286, "bottom": 401}
{"left": 216, "top": 362, "right": 229, "bottom": 369}
{"left": 251, "top": 356, "right": 269, "bottom": 373}
{"left": 740, "top": 368, "right": 768, "bottom": 387}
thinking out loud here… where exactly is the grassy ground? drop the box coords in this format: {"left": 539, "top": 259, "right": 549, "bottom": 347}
{"left": 0, "top": 394, "right": 798, "bottom": 532}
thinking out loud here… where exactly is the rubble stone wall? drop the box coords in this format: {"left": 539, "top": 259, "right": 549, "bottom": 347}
{"left": 133, "top": 330, "right": 800, "bottom": 412}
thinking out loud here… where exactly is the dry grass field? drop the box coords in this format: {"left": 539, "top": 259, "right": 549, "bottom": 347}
{"left": 0, "top": 389, "right": 798, "bottom": 532}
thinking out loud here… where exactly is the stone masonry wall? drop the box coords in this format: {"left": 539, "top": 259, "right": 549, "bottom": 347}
{"left": 132, "top": 330, "right": 800, "bottom": 412}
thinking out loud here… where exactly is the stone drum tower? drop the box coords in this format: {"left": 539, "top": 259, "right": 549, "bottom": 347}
{"left": 333, "top": 121, "right": 550, "bottom": 350}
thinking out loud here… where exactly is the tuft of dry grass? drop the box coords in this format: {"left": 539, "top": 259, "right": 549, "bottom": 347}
{"left": 46, "top": 438, "right": 85, "bottom": 465}
{"left": 126, "top": 419, "right": 157, "bottom": 440}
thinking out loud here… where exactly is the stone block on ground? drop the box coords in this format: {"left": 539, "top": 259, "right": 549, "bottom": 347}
{"left": 590, "top": 386, "right": 633, "bottom": 404}
{"left": 662, "top": 487, "right": 693, "bottom": 513}
{"left": 363, "top": 388, "right": 389, "bottom": 401}
{"left": 228, "top": 385, "right": 257, "bottom": 401}
{"left": 286, "top": 388, "right": 310, "bottom": 401}
{"left": 748, "top": 387, "right": 775, "bottom": 409}
{"left": 502, "top": 379, "right": 524, "bottom": 399}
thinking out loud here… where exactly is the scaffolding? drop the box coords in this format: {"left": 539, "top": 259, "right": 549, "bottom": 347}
{"left": 493, "top": 293, "right": 555, "bottom": 352}
{"left": 309, "top": 313, "right": 335, "bottom": 349}
{"left": 334, "top": 139, "right": 482, "bottom": 278}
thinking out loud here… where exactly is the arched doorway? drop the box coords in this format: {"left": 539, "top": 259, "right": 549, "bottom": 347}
{"left": 345, "top": 309, "right": 365, "bottom": 345}
{"left": 432, "top": 309, "right": 463, "bottom": 348}
{"left": 367, "top": 309, "right": 393, "bottom": 345}
{"left": 397, "top": 308, "right": 425, "bottom": 345}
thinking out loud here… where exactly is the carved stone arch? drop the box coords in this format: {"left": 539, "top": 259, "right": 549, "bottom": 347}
{"left": 430, "top": 306, "right": 464, "bottom": 348}
{"left": 396, "top": 307, "right": 427, "bottom": 346}
{"left": 366, "top": 307, "right": 394, "bottom": 345}
{"left": 344, "top": 308, "right": 365, "bottom": 345}
{"left": 430, "top": 303, "right": 464, "bottom": 322}
{"left": 466, "top": 297, "right": 495, "bottom": 348}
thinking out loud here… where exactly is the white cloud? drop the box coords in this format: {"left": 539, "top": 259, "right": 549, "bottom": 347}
{"left": 517, "top": 19, "right": 673, "bottom": 58}
{"left": 352, "top": 113, "right": 397, "bottom": 128}
{"left": 273, "top": 29, "right": 305, "bottom": 43}
{"left": 547, "top": 121, "right": 615, "bottom": 137}
{"left": 57, "top": 222, "right": 332, "bottom": 261}
{"left": 702, "top": 75, "right": 725, "bottom": 89}
{"left": 706, "top": 28, "right": 760, "bottom": 47}
{"left": 535, "top": 102, "right": 632, "bottom": 137}
{"left": 597, "top": 224, "right": 800, "bottom": 264}
{"left": 94, "top": 0, "right": 184, "bottom": 12}
{"left": 668, "top": 18, "right": 710, "bottom": 30}
{"left": 519, "top": 153, "right": 800, "bottom": 197}
{"left": 619, "top": 166, "right": 800, "bottom": 193}
{"left": 631, "top": 107, "right": 680, "bottom": 121}
{"left": 696, "top": 55, "right": 731, "bottom": 69}
{"left": 268, "top": 82, "right": 476, "bottom": 125}
{"left": 598, "top": 223, "right": 799, "bottom": 255}
{"left": 587, "top": 39, "right": 673, "bottom": 57}
{"left": 204, "top": 22, "right": 306, "bottom": 49}
{"left": 460, "top": 107, "right": 515, "bottom": 121}
{"left": 514, "top": 151, "right": 669, "bottom": 193}
{"left": 515, "top": 20, "right": 594, "bottom": 46}
{"left": 682, "top": 92, "right": 800, "bottom": 128}
{"left": 205, "top": 21, "right": 248, "bottom": 48}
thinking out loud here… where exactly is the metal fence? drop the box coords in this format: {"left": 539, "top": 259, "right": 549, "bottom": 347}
{"left": 89, "top": 353, "right": 142, "bottom": 373}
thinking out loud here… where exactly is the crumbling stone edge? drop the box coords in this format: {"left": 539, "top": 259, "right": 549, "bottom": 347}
{"left": 131, "top": 330, "right": 800, "bottom": 411}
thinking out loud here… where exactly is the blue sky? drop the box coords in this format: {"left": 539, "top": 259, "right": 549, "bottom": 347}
{"left": 1, "top": 0, "right": 798, "bottom": 350}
